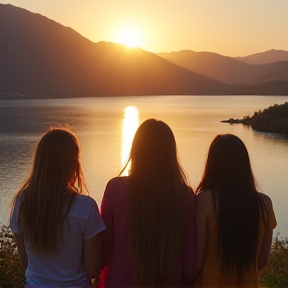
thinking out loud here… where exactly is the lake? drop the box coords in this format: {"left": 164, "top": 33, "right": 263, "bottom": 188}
{"left": 0, "top": 95, "right": 287, "bottom": 238}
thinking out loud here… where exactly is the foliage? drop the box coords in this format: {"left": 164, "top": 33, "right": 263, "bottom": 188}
{"left": 260, "top": 236, "right": 288, "bottom": 287}
{"left": 1, "top": 225, "right": 288, "bottom": 287}
{"left": 250, "top": 102, "right": 288, "bottom": 135}
{"left": 0, "top": 225, "right": 25, "bottom": 288}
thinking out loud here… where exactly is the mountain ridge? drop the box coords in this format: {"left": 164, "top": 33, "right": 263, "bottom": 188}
{"left": 0, "top": 4, "right": 231, "bottom": 98}
{"left": 157, "top": 50, "right": 288, "bottom": 85}
{"left": 234, "top": 49, "right": 288, "bottom": 65}
{"left": 1, "top": 4, "right": 287, "bottom": 98}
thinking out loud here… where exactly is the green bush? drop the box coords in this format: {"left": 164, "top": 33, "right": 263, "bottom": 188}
{"left": 0, "top": 225, "right": 25, "bottom": 288}
{"left": 260, "top": 236, "right": 288, "bottom": 287}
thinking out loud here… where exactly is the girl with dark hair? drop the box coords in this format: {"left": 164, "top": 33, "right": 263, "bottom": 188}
{"left": 100, "top": 119, "right": 196, "bottom": 287}
{"left": 10, "top": 127, "right": 106, "bottom": 287}
{"left": 195, "top": 134, "right": 277, "bottom": 287}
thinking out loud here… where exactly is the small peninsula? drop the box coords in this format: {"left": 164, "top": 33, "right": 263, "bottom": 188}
{"left": 222, "top": 102, "right": 288, "bottom": 135}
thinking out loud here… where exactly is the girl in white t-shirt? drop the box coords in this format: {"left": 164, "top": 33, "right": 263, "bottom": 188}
{"left": 10, "top": 127, "right": 106, "bottom": 287}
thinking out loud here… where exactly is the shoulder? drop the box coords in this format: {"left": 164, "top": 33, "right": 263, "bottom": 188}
{"left": 12, "top": 191, "right": 24, "bottom": 208}
{"left": 10, "top": 192, "right": 24, "bottom": 234}
{"left": 195, "top": 190, "right": 215, "bottom": 217}
{"left": 102, "top": 177, "right": 129, "bottom": 206}
{"left": 106, "top": 176, "right": 129, "bottom": 188}
{"left": 258, "top": 192, "right": 274, "bottom": 215}
{"left": 74, "top": 194, "right": 97, "bottom": 206}
{"left": 104, "top": 177, "right": 129, "bottom": 196}
{"left": 196, "top": 190, "right": 214, "bottom": 205}
{"left": 70, "top": 194, "right": 98, "bottom": 219}
{"left": 258, "top": 192, "right": 277, "bottom": 229}
{"left": 258, "top": 192, "right": 273, "bottom": 208}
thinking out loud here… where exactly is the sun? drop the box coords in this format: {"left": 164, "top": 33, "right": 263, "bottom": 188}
{"left": 115, "top": 27, "right": 142, "bottom": 48}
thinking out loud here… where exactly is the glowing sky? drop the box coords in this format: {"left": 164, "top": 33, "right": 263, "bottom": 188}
{"left": 2, "top": 0, "right": 288, "bottom": 56}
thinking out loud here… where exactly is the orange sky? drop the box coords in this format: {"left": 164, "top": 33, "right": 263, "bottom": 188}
{"left": 3, "top": 0, "right": 288, "bottom": 56}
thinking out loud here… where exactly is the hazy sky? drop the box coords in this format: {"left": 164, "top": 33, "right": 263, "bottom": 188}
{"left": 3, "top": 0, "right": 288, "bottom": 56}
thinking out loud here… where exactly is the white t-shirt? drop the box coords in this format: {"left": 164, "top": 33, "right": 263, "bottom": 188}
{"left": 10, "top": 194, "right": 106, "bottom": 288}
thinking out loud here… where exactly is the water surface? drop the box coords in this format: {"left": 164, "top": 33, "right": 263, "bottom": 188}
{"left": 0, "top": 95, "right": 287, "bottom": 237}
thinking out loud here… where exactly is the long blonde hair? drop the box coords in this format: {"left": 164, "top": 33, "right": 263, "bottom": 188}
{"left": 11, "top": 127, "right": 87, "bottom": 254}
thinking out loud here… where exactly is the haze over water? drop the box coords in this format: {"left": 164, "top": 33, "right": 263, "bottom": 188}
{"left": 0, "top": 95, "right": 287, "bottom": 237}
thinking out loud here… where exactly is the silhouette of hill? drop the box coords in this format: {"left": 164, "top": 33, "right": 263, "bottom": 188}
{"left": 0, "top": 4, "right": 230, "bottom": 99}
{"left": 249, "top": 102, "right": 288, "bottom": 134}
{"left": 234, "top": 50, "right": 288, "bottom": 65}
{"left": 234, "top": 80, "right": 288, "bottom": 95}
{"left": 222, "top": 102, "right": 288, "bottom": 134}
{"left": 251, "top": 61, "right": 288, "bottom": 84}
{"left": 157, "top": 51, "right": 288, "bottom": 85}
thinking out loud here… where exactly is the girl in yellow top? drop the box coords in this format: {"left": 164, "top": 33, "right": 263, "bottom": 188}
{"left": 195, "top": 134, "right": 277, "bottom": 288}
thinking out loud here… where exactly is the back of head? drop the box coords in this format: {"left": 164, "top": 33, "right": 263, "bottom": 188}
{"left": 13, "top": 127, "right": 86, "bottom": 253}
{"left": 198, "top": 134, "right": 256, "bottom": 192}
{"left": 32, "top": 128, "right": 82, "bottom": 192}
{"left": 129, "top": 119, "right": 181, "bottom": 180}
{"left": 126, "top": 119, "right": 190, "bottom": 286}
{"left": 197, "top": 134, "right": 261, "bottom": 286}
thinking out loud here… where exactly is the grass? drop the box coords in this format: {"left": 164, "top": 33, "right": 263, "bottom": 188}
{"left": 0, "top": 225, "right": 25, "bottom": 288}
{"left": 260, "top": 235, "right": 288, "bottom": 287}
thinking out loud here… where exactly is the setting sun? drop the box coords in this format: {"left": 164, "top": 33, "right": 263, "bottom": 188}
{"left": 115, "top": 27, "right": 142, "bottom": 48}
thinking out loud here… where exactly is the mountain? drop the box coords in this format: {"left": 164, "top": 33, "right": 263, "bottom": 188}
{"left": 0, "top": 4, "right": 230, "bottom": 98}
{"left": 157, "top": 50, "right": 288, "bottom": 85}
{"left": 157, "top": 50, "right": 261, "bottom": 84}
{"left": 234, "top": 50, "right": 288, "bottom": 65}
{"left": 234, "top": 80, "right": 288, "bottom": 95}
{"left": 250, "top": 61, "right": 288, "bottom": 84}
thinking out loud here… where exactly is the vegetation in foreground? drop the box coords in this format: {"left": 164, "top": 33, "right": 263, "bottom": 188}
{"left": 1, "top": 225, "right": 288, "bottom": 287}
{"left": 0, "top": 225, "right": 25, "bottom": 288}
{"left": 260, "top": 236, "right": 288, "bottom": 287}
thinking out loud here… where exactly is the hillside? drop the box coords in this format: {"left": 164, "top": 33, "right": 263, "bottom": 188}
{"left": 234, "top": 80, "right": 288, "bottom": 95}
{"left": 250, "top": 102, "right": 288, "bottom": 134}
{"left": 222, "top": 102, "right": 288, "bottom": 135}
{"left": 235, "top": 50, "right": 288, "bottom": 65}
{"left": 250, "top": 61, "right": 288, "bottom": 84}
{"left": 157, "top": 50, "right": 288, "bottom": 85}
{"left": 0, "top": 4, "right": 230, "bottom": 98}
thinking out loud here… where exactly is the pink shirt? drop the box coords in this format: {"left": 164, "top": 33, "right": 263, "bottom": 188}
{"left": 100, "top": 177, "right": 196, "bottom": 288}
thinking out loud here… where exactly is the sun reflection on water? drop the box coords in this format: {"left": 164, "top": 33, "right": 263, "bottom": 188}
{"left": 121, "top": 106, "right": 139, "bottom": 175}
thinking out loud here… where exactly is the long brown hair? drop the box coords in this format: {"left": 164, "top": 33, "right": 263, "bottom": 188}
{"left": 196, "top": 134, "right": 264, "bottom": 286}
{"left": 121, "top": 119, "right": 191, "bottom": 286}
{"left": 11, "top": 127, "right": 87, "bottom": 254}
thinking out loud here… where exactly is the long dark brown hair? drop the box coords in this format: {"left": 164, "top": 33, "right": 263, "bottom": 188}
{"left": 11, "top": 127, "right": 87, "bottom": 254}
{"left": 120, "top": 119, "right": 191, "bottom": 286}
{"left": 196, "top": 134, "right": 264, "bottom": 286}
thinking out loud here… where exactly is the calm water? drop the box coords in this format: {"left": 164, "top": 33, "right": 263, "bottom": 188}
{"left": 0, "top": 95, "right": 288, "bottom": 237}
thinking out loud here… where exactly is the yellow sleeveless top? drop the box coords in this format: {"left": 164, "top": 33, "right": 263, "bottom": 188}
{"left": 194, "top": 193, "right": 277, "bottom": 288}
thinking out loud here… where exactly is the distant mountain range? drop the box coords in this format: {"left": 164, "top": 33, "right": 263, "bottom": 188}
{"left": 234, "top": 50, "right": 288, "bottom": 65}
{"left": 157, "top": 51, "right": 288, "bottom": 84}
{"left": 0, "top": 4, "right": 287, "bottom": 99}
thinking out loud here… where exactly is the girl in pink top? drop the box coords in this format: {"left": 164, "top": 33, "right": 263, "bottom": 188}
{"left": 100, "top": 119, "right": 196, "bottom": 288}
